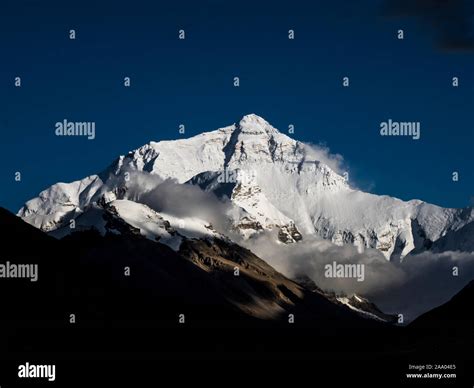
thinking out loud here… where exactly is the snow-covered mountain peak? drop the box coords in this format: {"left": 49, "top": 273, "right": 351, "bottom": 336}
{"left": 17, "top": 114, "right": 473, "bottom": 260}
{"left": 222, "top": 114, "right": 303, "bottom": 168}
{"left": 236, "top": 113, "right": 276, "bottom": 136}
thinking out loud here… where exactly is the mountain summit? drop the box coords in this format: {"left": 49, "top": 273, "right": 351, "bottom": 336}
{"left": 235, "top": 113, "right": 276, "bottom": 135}
{"left": 18, "top": 114, "right": 474, "bottom": 260}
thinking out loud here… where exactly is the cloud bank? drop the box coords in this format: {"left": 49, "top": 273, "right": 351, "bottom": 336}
{"left": 106, "top": 170, "right": 474, "bottom": 322}
{"left": 244, "top": 231, "right": 474, "bottom": 321}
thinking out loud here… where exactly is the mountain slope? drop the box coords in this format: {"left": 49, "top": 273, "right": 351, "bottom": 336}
{"left": 405, "top": 280, "right": 473, "bottom": 361}
{"left": 0, "top": 207, "right": 386, "bottom": 329}
{"left": 409, "top": 280, "right": 473, "bottom": 330}
{"left": 2, "top": 207, "right": 471, "bottom": 373}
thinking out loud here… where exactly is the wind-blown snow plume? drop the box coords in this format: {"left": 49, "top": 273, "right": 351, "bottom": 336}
{"left": 304, "top": 142, "right": 346, "bottom": 176}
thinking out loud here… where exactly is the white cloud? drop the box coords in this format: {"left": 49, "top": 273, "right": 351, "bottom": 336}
{"left": 242, "top": 231, "right": 474, "bottom": 321}
{"left": 304, "top": 142, "right": 346, "bottom": 175}
{"left": 105, "top": 170, "right": 474, "bottom": 322}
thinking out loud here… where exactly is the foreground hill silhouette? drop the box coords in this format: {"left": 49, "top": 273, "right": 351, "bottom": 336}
{"left": 0, "top": 207, "right": 472, "bottom": 385}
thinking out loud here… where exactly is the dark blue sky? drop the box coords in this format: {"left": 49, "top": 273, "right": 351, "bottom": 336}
{"left": 1, "top": 0, "right": 473, "bottom": 212}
